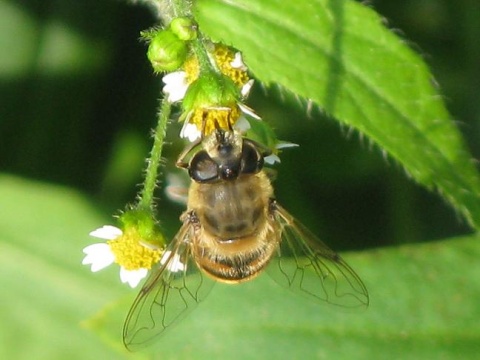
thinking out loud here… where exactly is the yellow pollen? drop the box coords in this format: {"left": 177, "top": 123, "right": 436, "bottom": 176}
{"left": 107, "top": 229, "right": 162, "bottom": 271}
{"left": 184, "top": 56, "right": 200, "bottom": 84}
{"left": 183, "top": 45, "right": 249, "bottom": 88}
{"left": 213, "top": 45, "right": 249, "bottom": 87}
{"left": 190, "top": 105, "right": 241, "bottom": 136}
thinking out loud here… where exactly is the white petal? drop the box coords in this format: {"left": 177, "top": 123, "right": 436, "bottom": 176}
{"left": 169, "top": 255, "right": 186, "bottom": 272}
{"left": 119, "top": 267, "right": 148, "bottom": 288}
{"left": 162, "top": 71, "right": 186, "bottom": 84}
{"left": 238, "top": 103, "right": 261, "bottom": 120}
{"left": 264, "top": 154, "right": 281, "bottom": 165}
{"left": 180, "top": 122, "right": 201, "bottom": 142}
{"left": 162, "top": 71, "right": 188, "bottom": 103}
{"left": 89, "top": 225, "right": 122, "bottom": 240}
{"left": 160, "top": 250, "right": 171, "bottom": 265}
{"left": 276, "top": 141, "right": 299, "bottom": 149}
{"left": 240, "top": 79, "right": 255, "bottom": 98}
{"left": 234, "top": 116, "right": 251, "bottom": 133}
{"left": 160, "top": 250, "right": 186, "bottom": 272}
{"left": 82, "top": 243, "right": 115, "bottom": 272}
{"left": 230, "top": 52, "right": 247, "bottom": 70}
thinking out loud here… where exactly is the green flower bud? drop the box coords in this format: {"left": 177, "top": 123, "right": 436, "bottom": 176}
{"left": 182, "top": 72, "right": 240, "bottom": 113}
{"left": 120, "top": 208, "right": 166, "bottom": 248}
{"left": 170, "top": 17, "right": 197, "bottom": 41}
{"left": 147, "top": 30, "right": 187, "bottom": 72}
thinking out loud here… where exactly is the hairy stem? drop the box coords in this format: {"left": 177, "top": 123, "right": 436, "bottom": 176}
{"left": 137, "top": 99, "right": 172, "bottom": 210}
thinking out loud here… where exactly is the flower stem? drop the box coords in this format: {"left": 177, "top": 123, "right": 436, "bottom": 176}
{"left": 170, "top": 0, "right": 191, "bottom": 17}
{"left": 137, "top": 98, "right": 172, "bottom": 211}
{"left": 191, "top": 35, "right": 219, "bottom": 74}
{"left": 136, "top": 0, "right": 215, "bottom": 211}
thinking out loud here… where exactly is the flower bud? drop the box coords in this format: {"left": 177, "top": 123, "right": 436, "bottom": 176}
{"left": 120, "top": 208, "right": 166, "bottom": 248}
{"left": 147, "top": 30, "right": 187, "bottom": 72}
{"left": 182, "top": 72, "right": 240, "bottom": 112}
{"left": 170, "top": 17, "right": 197, "bottom": 41}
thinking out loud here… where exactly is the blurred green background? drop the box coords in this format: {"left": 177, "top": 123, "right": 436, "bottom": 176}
{"left": 1, "top": 0, "right": 480, "bottom": 358}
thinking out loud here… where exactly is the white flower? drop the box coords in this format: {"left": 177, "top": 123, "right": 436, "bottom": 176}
{"left": 82, "top": 225, "right": 151, "bottom": 288}
{"left": 160, "top": 250, "right": 186, "bottom": 272}
{"left": 162, "top": 71, "right": 188, "bottom": 103}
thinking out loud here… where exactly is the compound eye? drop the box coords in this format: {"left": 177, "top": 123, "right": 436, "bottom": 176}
{"left": 189, "top": 151, "right": 219, "bottom": 183}
{"left": 240, "top": 142, "right": 264, "bottom": 174}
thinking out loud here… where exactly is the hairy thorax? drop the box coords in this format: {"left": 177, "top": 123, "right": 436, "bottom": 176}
{"left": 187, "top": 172, "right": 278, "bottom": 282}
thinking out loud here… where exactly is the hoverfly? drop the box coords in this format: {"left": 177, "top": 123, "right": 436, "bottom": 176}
{"left": 123, "top": 129, "right": 369, "bottom": 350}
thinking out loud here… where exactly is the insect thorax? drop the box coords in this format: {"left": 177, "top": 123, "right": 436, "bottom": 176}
{"left": 187, "top": 172, "right": 279, "bottom": 282}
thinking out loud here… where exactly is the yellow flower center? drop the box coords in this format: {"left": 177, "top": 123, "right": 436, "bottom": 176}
{"left": 184, "top": 56, "right": 200, "bottom": 84}
{"left": 190, "top": 105, "right": 241, "bottom": 136}
{"left": 183, "top": 44, "right": 249, "bottom": 88}
{"left": 107, "top": 228, "right": 162, "bottom": 271}
{"left": 213, "top": 44, "right": 249, "bottom": 87}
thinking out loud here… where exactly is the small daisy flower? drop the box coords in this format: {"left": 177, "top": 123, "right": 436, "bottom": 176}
{"left": 83, "top": 222, "right": 164, "bottom": 288}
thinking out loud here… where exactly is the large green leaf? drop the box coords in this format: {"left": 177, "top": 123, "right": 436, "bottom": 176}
{"left": 194, "top": 0, "right": 480, "bottom": 229}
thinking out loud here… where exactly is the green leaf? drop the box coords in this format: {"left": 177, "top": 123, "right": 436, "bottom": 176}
{"left": 0, "top": 175, "right": 144, "bottom": 360}
{"left": 194, "top": 0, "right": 480, "bottom": 229}
{"left": 93, "top": 234, "right": 480, "bottom": 359}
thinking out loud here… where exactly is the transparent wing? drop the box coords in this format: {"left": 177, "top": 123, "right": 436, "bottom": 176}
{"left": 123, "top": 222, "right": 215, "bottom": 351}
{"left": 266, "top": 202, "right": 369, "bottom": 309}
